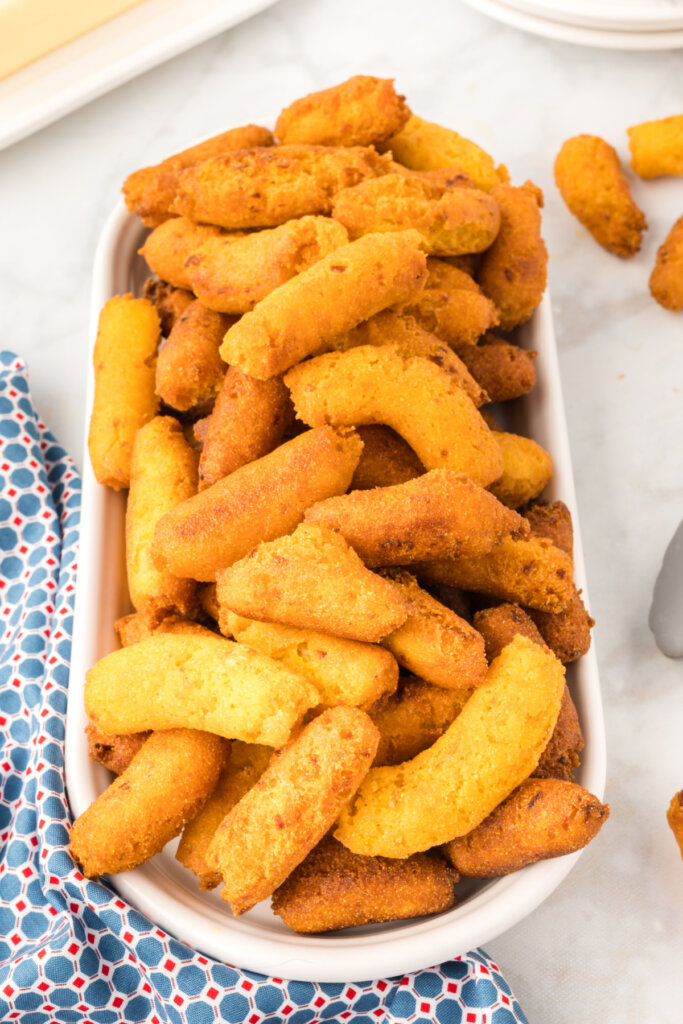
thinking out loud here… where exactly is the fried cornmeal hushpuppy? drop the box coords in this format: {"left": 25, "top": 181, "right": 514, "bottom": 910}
{"left": 271, "top": 836, "right": 457, "bottom": 933}
{"left": 198, "top": 369, "right": 293, "bottom": 490}
{"left": 326, "top": 310, "right": 489, "bottom": 408}
{"left": 397, "top": 257, "right": 499, "bottom": 348}
{"left": 649, "top": 214, "right": 683, "bottom": 312}
{"left": 305, "top": 469, "right": 527, "bottom": 567}
{"left": 472, "top": 602, "right": 549, "bottom": 661}
{"left": 456, "top": 334, "right": 537, "bottom": 404}
{"left": 88, "top": 295, "right": 160, "bottom": 490}
{"left": 350, "top": 425, "right": 424, "bottom": 491}
{"left": 335, "top": 635, "right": 565, "bottom": 857}
{"left": 176, "top": 742, "right": 273, "bottom": 889}
{"left": 386, "top": 114, "right": 508, "bottom": 192}
{"left": 284, "top": 345, "right": 503, "bottom": 488}
{"left": 152, "top": 426, "right": 363, "bottom": 582}
{"left": 370, "top": 677, "right": 471, "bottom": 766}
{"left": 534, "top": 686, "right": 584, "bottom": 781}
{"left": 488, "top": 431, "right": 553, "bottom": 509}
{"left": 70, "top": 729, "right": 228, "bottom": 877}
{"left": 206, "top": 707, "right": 380, "bottom": 916}
{"left": 442, "top": 778, "right": 608, "bottom": 878}
{"left": 223, "top": 612, "right": 398, "bottom": 712}
{"left": 275, "top": 75, "right": 411, "bottom": 148}
{"left": 627, "top": 114, "right": 683, "bottom": 179}
{"left": 139, "top": 217, "right": 226, "bottom": 291}
{"left": 142, "top": 278, "right": 194, "bottom": 336}
{"left": 380, "top": 569, "right": 487, "bottom": 690}
{"left": 220, "top": 230, "right": 427, "bottom": 380}
{"left": 476, "top": 182, "right": 548, "bottom": 330}
{"left": 554, "top": 135, "right": 647, "bottom": 257}
{"left": 414, "top": 534, "right": 574, "bottom": 614}
{"left": 84, "top": 634, "right": 320, "bottom": 747}
{"left": 186, "top": 216, "right": 349, "bottom": 315}
{"left": 171, "top": 145, "right": 391, "bottom": 229}
{"left": 155, "top": 301, "right": 231, "bottom": 412}
{"left": 86, "top": 724, "right": 150, "bottom": 776}
{"left": 126, "top": 417, "right": 199, "bottom": 616}
{"left": 667, "top": 791, "right": 683, "bottom": 859}
{"left": 216, "top": 524, "right": 408, "bottom": 644}
{"left": 123, "top": 124, "right": 274, "bottom": 226}
{"left": 331, "top": 173, "right": 500, "bottom": 256}
{"left": 114, "top": 609, "right": 217, "bottom": 647}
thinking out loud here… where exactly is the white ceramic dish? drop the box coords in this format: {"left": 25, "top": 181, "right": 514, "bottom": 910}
{"left": 493, "top": 0, "right": 683, "bottom": 32}
{"left": 460, "top": 0, "right": 683, "bottom": 48}
{"left": 66, "top": 199, "right": 606, "bottom": 982}
{"left": 0, "top": 0, "right": 279, "bottom": 153}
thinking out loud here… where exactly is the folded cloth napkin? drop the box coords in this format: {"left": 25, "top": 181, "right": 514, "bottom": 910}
{"left": 0, "top": 351, "right": 529, "bottom": 1024}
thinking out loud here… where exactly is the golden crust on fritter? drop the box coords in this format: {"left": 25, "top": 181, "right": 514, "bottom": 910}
{"left": 398, "top": 257, "right": 499, "bottom": 347}
{"left": 186, "top": 216, "right": 349, "bottom": 314}
{"left": 627, "top": 114, "right": 683, "bottom": 179}
{"left": 220, "top": 230, "right": 428, "bottom": 380}
{"left": 456, "top": 334, "right": 537, "bottom": 403}
{"left": 176, "top": 741, "right": 273, "bottom": 889}
{"left": 386, "top": 114, "right": 508, "bottom": 192}
{"left": 198, "top": 369, "right": 293, "bottom": 490}
{"left": 667, "top": 790, "right": 683, "bottom": 859}
{"left": 650, "top": 214, "right": 683, "bottom": 312}
{"left": 215, "top": 524, "right": 409, "bottom": 644}
{"left": 489, "top": 431, "right": 553, "bottom": 509}
{"left": 533, "top": 685, "right": 584, "bottom": 781}
{"left": 206, "top": 707, "right": 380, "bottom": 915}
{"left": 71, "top": 729, "right": 228, "bottom": 877}
{"left": 153, "top": 426, "right": 363, "bottom": 582}
{"left": 554, "top": 135, "right": 647, "bottom": 257}
{"left": 442, "top": 778, "right": 608, "bottom": 877}
{"left": 331, "top": 173, "right": 500, "bottom": 256}
{"left": 472, "top": 602, "right": 548, "bottom": 661}
{"left": 370, "top": 676, "right": 471, "bottom": 766}
{"left": 142, "top": 278, "right": 194, "bottom": 336}
{"left": 155, "top": 301, "right": 230, "bottom": 411}
{"left": 115, "top": 610, "right": 216, "bottom": 647}
{"left": 275, "top": 75, "right": 410, "bottom": 148}
{"left": 351, "top": 425, "right": 424, "bottom": 491}
{"left": 123, "top": 124, "right": 274, "bottom": 226}
{"left": 523, "top": 500, "right": 573, "bottom": 557}
{"left": 86, "top": 723, "right": 150, "bottom": 775}
{"left": 284, "top": 345, "right": 503, "bottom": 488}
{"left": 530, "top": 591, "right": 594, "bottom": 665}
{"left": 84, "top": 633, "right": 320, "bottom": 747}
{"left": 476, "top": 182, "right": 548, "bottom": 330}
{"left": 171, "top": 145, "right": 392, "bottom": 229}
{"left": 335, "top": 635, "right": 565, "bottom": 857}
{"left": 272, "top": 836, "right": 457, "bottom": 932}
{"left": 306, "top": 469, "right": 526, "bottom": 566}
{"left": 139, "top": 218, "right": 225, "bottom": 291}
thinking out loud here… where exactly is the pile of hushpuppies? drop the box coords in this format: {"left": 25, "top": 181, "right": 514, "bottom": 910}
{"left": 72, "top": 75, "right": 609, "bottom": 933}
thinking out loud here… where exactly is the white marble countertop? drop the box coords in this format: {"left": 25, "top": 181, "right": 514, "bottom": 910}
{"left": 1, "top": 0, "right": 682, "bottom": 1019}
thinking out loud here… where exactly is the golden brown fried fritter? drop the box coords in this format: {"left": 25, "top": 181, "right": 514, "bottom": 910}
{"left": 123, "top": 124, "right": 274, "bottom": 226}
{"left": 488, "top": 431, "right": 553, "bottom": 509}
{"left": 198, "top": 369, "right": 293, "bottom": 490}
{"left": 381, "top": 569, "right": 487, "bottom": 691}
{"left": 86, "top": 724, "right": 150, "bottom": 775}
{"left": 398, "top": 257, "right": 499, "bottom": 347}
{"left": 70, "top": 729, "right": 228, "bottom": 877}
{"left": 215, "top": 524, "right": 408, "bottom": 643}
{"left": 442, "top": 778, "right": 608, "bottom": 877}
{"left": 272, "top": 836, "right": 457, "bottom": 933}
{"left": 386, "top": 114, "right": 508, "bottom": 192}
{"left": 85, "top": 634, "right": 320, "bottom": 747}
{"left": 472, "top": 602, "right": 548, "bottom": 661}
{"left": 628, "top": 114, "right": 683, "bottom": 179}
{"left": 153, "top": 426, "right": 362, "bottom": 581}
{"left": 530, "top": 591, "right": 594, "bottom": 664}
{"left": 176, "top": 742, "right": 273, "bottom": 889}
{"left": 351, "top": 425, "right": 424, "bottom": 491}
{"left": 524, "top": 500, "right": 573, "bottom": 557}
{"left": 155, "top": 301, "right": 230, "bottom": 411}
{"left": 554, "top": 135, "right": 647, "bottom": 257}
{"left": 142, "top": 278, "right": 194, "bottom": 336}
{"left": 650, "top": 214, "right": 683, "bottom": 312}
{"left": 370, "top": 676, "right": 471, "bottom": 766}
{"left": 139, "top": 217, "right": 225, "bottom": 291}
{"left": 171, "top": 145, "right": 391, "bottom": 229}
{"left": 284, "top": 345, "right": 503, "bottom": 488}
{"left": 220, "top": 230, "right": 427, "bottom": 380}
{"left": 667, "top": 790, "right": 683, "bottom": 859}
{"left": 198, "top": 583, "right": 220, "bottom": 622}
{"left": 206, "top": 707, "right": 379, "bottom": 915}
{"left": 476, "top": 182, "right": 547, "bottom": 330}
{"left": 456, "top": 334, "right": 537, "bottom": 403}
{"left": 275, "top": 75, "right": 410, "bottom": 148}
{"left": 185, "top": 216, "right": 348, "bottom": 314}
{"left": 335, "top": 635, "right": 565, "bottom": 857}
{"left": 533, "top": 685, "right": 584, "bottom": 781}
{"left": 331, "top": 173, "right": 500, "bottom": 256}
{"left": 305, "top": 469, "right": 527, "bottom": 566}
{"left": 114, "top": 610, "right": 216, "bottom": 647}
{"left": 88, "top": 296, "right": 160, "bottom": 491}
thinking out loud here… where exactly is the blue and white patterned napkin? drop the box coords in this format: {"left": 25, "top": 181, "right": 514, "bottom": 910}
{"left": 0, "top": 350, "right": 529, "bottom": 1024}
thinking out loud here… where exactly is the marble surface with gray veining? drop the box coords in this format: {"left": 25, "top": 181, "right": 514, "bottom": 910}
{"left": 1, "top": 1, "right": 682, "bottom": 1019}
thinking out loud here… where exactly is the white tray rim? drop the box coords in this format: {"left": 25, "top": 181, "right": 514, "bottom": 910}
{"left": 65, "top": 198, "right": 607, "bottom": 982}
